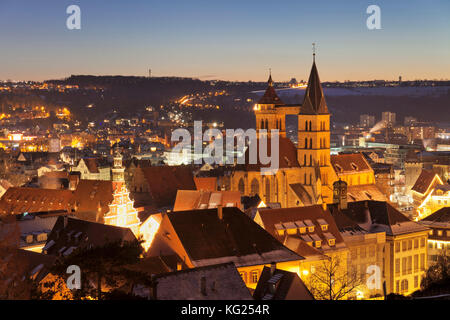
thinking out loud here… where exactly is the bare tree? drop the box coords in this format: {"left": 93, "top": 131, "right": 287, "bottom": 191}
{"left": 307, "top": 255, "right": 363, "bottom": 300}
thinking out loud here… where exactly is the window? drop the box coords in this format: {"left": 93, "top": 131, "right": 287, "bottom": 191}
{"left": 308, "top": 226, "right": 315, "bottom": 233}
{"left": 361, "top": 247, "right": 367, "bottom": 259}
{"left": 395, "top": 259, "right": 400, "bottom": 275}
{"left": 396, "top": 281, "right": 400, "bottom": 293}
{"left": 250, "top": 270, "right": 259, "bottom": 283}
{"left": 438, "top": 230, "right": 443, "bottom": 236}
{"left": 321, "top": 225, "right": 328, "bottom": 231}
{"left": 395, "top": 242, "right": 400, "bottom": 253}
{"left": 420, "top": 254, "right": 425, "bottom": 270}
{"left": 420, "top": 238, "right": 425, "bottom": 248}
{"left": 408, "top": 240, "right": 412, "bottom": 250}
{"left": 250, "top": 179, "right": 259, "bottom": 196}
{"left": 369, "top": 245, "right": 376, "bottom": 257}
{"left": 402, "top": 241, "right": 407, "bottom": 251}
{"left": 315, "top": 241, "right": 322, "bottom": 248}
{"left": 414, "top": 276, "right": 419, "bottom": 288}
{"left": 407, "top": 256, "right": 412, "bottom": 274}
{"left": 402, "top": 257, "right": 407, "bottom": 275}
{"left": 401, "top": 279, "right": 409, "bottom": 293}
{"left": 328, "top": 239, "right": 335, "bottom": 246}
{"left": 414, "top": 239, "right": 419, "bottom": 249}
{"left": 238, "top": 178, "right": 245, "bottom": 194}
{"left": 414, "top": 255, "right": 419, "bottom": 273}
{"left": 239, "top": 272, "right": 247, "bottom": 283}
{"left": 351, "top": 249, "right": 357, "bottom": 260}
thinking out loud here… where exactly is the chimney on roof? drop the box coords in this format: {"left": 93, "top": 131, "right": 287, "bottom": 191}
{"left": 149, "top": 274, "right": 157, "bottom": 300}
{"left": 333, "top": 179, "right": 348, "bottom": 210}
{"left": 200, "top": 276, "right": 207, "bottom": 296}
{"left": 270, "top": 262, "right": 277, "bottom": 276}
{"left": 217, "top": 205, "right": 223, "bottom": 220}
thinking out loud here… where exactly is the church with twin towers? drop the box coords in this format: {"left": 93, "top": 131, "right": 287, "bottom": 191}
{"left": 231, "top": 55, "right": 381, "bottom": 208}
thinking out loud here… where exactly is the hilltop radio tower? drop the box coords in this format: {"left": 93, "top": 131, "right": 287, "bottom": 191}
{"left": 148, "top": 69, "right": 152, "bottom": 78}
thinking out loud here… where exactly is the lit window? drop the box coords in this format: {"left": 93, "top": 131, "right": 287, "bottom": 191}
{"left": 250, "top": 270, "right": 259, "bottom": 283}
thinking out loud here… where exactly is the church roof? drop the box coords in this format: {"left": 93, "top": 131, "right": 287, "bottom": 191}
{"left": 236, "top": 136, "right": 300, "bottom": 172}
{"left": 258, "top": 75, "right": 284, "bottom": 105}
{"left": 300, "top": 61, "right": 329, "bottom": 115}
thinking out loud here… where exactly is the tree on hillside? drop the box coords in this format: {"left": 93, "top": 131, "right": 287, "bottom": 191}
{"left": 40, "top": 239, "right": 147, "bottom": 300}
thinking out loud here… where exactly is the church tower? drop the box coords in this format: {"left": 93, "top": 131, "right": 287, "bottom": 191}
{"left": 297, "top": 55, "right": 335, "bottom": 201}
{"left": 254, "top": 72, "right": 286, "bottom": 137}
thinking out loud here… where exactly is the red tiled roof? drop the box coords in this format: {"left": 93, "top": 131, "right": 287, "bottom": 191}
{"left": 256, "top": 205, "right": 345, "bottom": 252}
{"left": 194, "top": 177, "right": 217, "bottom": 191}
{"left": 141, "top": 166, "right": 196, "bottom": 208}
{"left": 411, "top": 169, "right": 440, "bottom": 194}
{"left": 0, "top": 187, "right": 73, "bottom": 215}
{"left": 331, "top": 153, "right": 372, "bottom": 174}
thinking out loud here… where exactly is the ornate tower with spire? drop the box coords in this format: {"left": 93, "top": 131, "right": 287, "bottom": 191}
{"left": 112, "top": 145, "right": 125, "bottom": 183}
{"left": 104, "top": 146, "right": 141, "bottom": 236}
{"left": 297, "top": 51, "right": 336, "bottom": 202}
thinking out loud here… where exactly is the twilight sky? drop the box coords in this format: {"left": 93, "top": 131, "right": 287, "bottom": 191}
{"left": 0, "top": 0, "right": 449, "bottom": 82}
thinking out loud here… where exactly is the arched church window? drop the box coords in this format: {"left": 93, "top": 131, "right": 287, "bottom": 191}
{"left": 310, "top": 155, "right": 312, "bottom": 166}
{"left": 238, "top": 178, "right": 245, "bottom": 194}
{"left": 304, "top": 155, "right": 307, "bottom": 166}
{"left": 310, "top": 138, "right": 313, "bottom": 149}
{"left": 305, "top": 121, "right": 308, "bottom": 131}
{"left": 261, "top": 119, "right": 264, "bottom": 129}
{"left": 250, "top": 178, "right": 259, "bottom": 196}
{"left": 309, "top": 121, "right": 312, "bottom": 131}
{"left": 305, "top": 138, "right": 308, "bottom": 149}
{"left": 265, "top": 179, "right": 271, "bottom": 203}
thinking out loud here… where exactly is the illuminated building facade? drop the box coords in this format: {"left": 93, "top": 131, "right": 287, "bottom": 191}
{"left": 419, "top": 207, "right": 450, "bottom": 267}
{"left": 103, "top": 148, "right": 141, "bottom": 237}
{"left": 412, "top": 169, "right": 449, "bottom": 219}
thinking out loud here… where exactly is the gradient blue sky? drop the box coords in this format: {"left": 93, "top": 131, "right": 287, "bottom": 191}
{"left": 0, "top": 0, "right": 449, "bottom": 82}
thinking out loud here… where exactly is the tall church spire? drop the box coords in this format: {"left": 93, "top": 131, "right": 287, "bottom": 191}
{"left": 300, "top": 54, "right": 329, "bottom": 115}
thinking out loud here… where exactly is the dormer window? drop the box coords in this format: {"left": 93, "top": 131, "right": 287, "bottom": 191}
{"left": 295, "top": 221, "right": 307, "bottom": 234}
{"left": 324, "top": 232, "right": 336, "bottom": 247}
{"left": 317, "top": 219, "right": 328, "bottom": 231}
{"left": 304, "top": 220, "right": 315, "bottom": 233}
{"left": 351, "top": 162, "right": 359, "bottom": 171}
{"left": 315, "top": 240, "right": 322, "bottom": 248}
{"left": 334, "top": 164, "right": 343, "bottom": 173}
